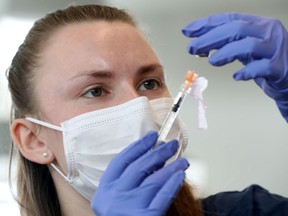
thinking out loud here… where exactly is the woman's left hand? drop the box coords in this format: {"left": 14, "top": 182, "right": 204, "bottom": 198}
{"left": 182, "top": 13, "right": 288, "bottom": 122}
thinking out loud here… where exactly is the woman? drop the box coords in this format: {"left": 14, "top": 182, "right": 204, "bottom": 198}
{"left": 8, "top": 4, "right": 201, "bottom": 216}
{"left": 7, "top": 4, "right": 288, "bottom": 216}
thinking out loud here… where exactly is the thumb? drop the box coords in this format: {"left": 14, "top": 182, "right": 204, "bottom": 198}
{"left": 233, "top": 59, "right": 270, "bottom": 81}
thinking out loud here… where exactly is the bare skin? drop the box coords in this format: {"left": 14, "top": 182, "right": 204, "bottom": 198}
{"left": 11, "top": 21, "right": 170, "bottom": 215}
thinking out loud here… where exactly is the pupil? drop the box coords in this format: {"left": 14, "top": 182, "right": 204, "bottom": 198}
{"left": 91, "top": 88, "right": 102, "bottom": 97}
{"left": 144, "top": 80, "right": 155, "bottom": 90}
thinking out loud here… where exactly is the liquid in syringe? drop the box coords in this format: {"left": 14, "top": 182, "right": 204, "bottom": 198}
{"left": 155, "top": 70, "right": 198, "bottom": 147}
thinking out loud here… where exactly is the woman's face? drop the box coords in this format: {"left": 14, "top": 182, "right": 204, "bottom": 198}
{"left": 34, "top": 21, "right": 170, "bottom": 172}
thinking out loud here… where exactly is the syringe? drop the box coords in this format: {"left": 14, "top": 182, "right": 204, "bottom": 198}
{"left": 154, "top": 70, "right": 197, "bottom": 148}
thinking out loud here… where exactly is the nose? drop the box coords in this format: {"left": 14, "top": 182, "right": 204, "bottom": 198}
{"left": 119, "top": 84, "right": 141, "bottom": 103}
{"left": 118, "top": 83, "right": 141, "bottom": 103}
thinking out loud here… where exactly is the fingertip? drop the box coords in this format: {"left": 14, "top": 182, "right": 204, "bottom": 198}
{"left": 146, "top": 130, "right": 158, "bottom": 137}
{"left": 181, "top": 28, "right": 188, "bottom": 36}
{"left": 145, "top": 130, "right": 158, "bottom": 139}
{"left": 233, "top": 72, "right": 242, "bottom": 81}
{"left": 208, "top": 56, "right": 223, "bottom": 66}
{"left": 174, "top": 170, "right": 186, "bottom": 183}
{"left": 167, "top": 139, "right": 179, "bottom": 145}
{"left": 182, "top": 28, "right": 193, "bottom": 37}
{"left": 208, "top": 50, "right": 236, "bottom": 67}
{"left": 166, "top": 139, "right": 179, "bottom": 152}
{"left": 180, "top": 157, "right": 190, "bottom": 169}
{"left": 142, "top": 130, "right": 158, "bottom": 147}
{"left": 187, "top": 45, "right": 202, "bottom": 56}
{"left": 173, "top": 157, "right": 190, "bottom": 171}
{"left": 187, "top": 44, "right": 195, "bottom": 55}
{"left": 233, "top": 70, "right": 251, "bottom": 81}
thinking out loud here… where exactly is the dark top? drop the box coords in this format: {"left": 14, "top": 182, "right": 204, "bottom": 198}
{"left": 202, "top": 185, "right": 288, "bottom": 216}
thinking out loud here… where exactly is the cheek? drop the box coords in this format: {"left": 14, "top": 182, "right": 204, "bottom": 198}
{"left": 45, "top": 130, "right": 68, "bottom": 173}
{"left": 163, "top": 88, "right": 171, "bottom": 97}
{"left": 150, "top": 88, "right": 171, "bottom": 100}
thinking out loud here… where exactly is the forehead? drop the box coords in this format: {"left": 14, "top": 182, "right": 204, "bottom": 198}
{"left": 49, "top": 21, "right": 135, "bottom": 45}
{"left": 43, "top": 21, "right": 153, "bottom": 57}
{"left": 38, "top": 21, "right": 159, "bottom": 76}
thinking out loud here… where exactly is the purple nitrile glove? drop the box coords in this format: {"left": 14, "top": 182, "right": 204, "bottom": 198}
{"left": 91, "top": 131, "right": 189, "bottom": 216}
{"left": 182, "top": 13, "right": 288, "bottom": 122}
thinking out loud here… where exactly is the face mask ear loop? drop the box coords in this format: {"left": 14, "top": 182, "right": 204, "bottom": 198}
{"left": 25, "top": 117, "right": 65, "bottom": 132}
{"left": 50, "top": 163, "right": 72, "bottom": 184}
{"left": 25, "top": 117, "right": 71, "bottom": 183}
{"left": 175, "top": 144, "right": 183, "bottom": 158}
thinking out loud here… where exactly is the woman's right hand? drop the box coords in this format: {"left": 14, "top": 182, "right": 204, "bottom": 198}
{"left": 91, "top": 131, "right": 189, "bottom": 216}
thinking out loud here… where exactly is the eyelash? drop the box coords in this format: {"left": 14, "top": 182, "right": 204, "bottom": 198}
{"left": 83, "top": 86, "right": 108, "bottom": 98}
{"left": 137, "top": 78, "right": 162, "bottom": 92}
{"left": 83, "top": 78, "right": 163, "bottom": 99}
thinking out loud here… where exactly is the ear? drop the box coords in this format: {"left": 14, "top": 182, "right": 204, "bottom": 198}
{"left": 11, "top": 118, "right": 55, "bottom": 164}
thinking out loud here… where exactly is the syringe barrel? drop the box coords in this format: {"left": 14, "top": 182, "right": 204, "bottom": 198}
{"left": 157, "top": 111, "right": 178, "bottom": 145}
{"left": 154, "top": 84, "right": 191, "bottom": 148}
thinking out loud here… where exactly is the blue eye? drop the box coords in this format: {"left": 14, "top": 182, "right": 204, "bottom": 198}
{"left": 84, "top": 87, "right": 106, "bottom": 98}
{"left": 138, "top": 79, "right": 161, "bottom": 91}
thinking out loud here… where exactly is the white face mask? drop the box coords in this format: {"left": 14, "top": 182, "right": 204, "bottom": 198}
{"left": 26, "top": 97, "right": 188, "bottom": 201}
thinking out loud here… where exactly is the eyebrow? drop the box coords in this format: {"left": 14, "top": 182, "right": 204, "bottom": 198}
{"left": 137, "top": 63, "right": 164, "bottom": 75}
{"left": 69, "top": 63, "right": 164, "bottom": 81}
{"left": 68, "top": 70, "right": 114, "bottom": 81}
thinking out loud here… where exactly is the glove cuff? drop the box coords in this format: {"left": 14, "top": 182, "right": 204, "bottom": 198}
{"left": 255, "top": 79, "right": 288, "bottom": 123}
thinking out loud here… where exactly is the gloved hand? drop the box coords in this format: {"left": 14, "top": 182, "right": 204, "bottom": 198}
{"left": 91, "top": 131, "right": 189, "bottom": 216}
{"left": 182, "top": 13, "right": 288, "bottom": 123}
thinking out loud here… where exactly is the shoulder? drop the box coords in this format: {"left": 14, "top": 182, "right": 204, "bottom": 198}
{"left": 201, "top": 185, "right": 288, "bottom": 216}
